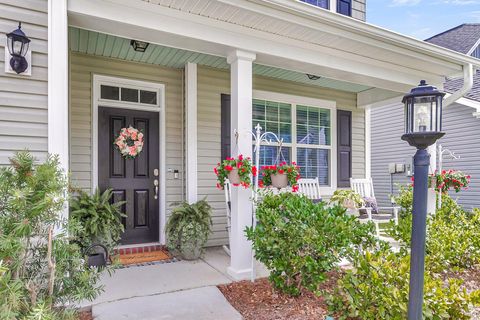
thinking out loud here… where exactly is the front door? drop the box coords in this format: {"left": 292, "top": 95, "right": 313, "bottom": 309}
{"left": 98, "top": 107, "right": 160, "bottom": 245}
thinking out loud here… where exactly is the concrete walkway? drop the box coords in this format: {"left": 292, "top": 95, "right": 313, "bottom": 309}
{"left": 86, "top": 247, "right": 269, "bottom": 319}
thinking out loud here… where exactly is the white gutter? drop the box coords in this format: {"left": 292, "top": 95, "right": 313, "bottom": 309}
{"left": 444, "top": 64, "right": 475, "bottom": 107}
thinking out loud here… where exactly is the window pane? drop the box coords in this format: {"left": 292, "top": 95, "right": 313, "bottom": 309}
{"left": 140, "top": 90, "right": 157, "bottom": 105}
{"left": 296, "top": 105, "right": 331, "bottom": 145}
{"left": 121, "top": 88, "right": 139, "bottom": 102}
{"left": 100, "top": 85, "right": 119, "bottom": 100}
{"left": 300, "top": 0, "right": 329, "bottom": 9}
{"left": 279, "top": 103, "right": 291, "bottom": 123}
{"left": 252, "top": 99, "right": 291, "bottom": 143}
{"left": 266, "top": 101, "right": 278, "bottom": 122}
{"left": 253, "top": 100, "right": 265, "bottom": 121}
{"left": 279, "top": 123, "right": 292, "bottom": 143}
{"left": 297, "top": 148, "right": 329, "bottom": 185}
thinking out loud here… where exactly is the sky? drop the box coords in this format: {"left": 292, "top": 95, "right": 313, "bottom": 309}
{"left": 367, "top": 0, "right": 480, "bottom": 40}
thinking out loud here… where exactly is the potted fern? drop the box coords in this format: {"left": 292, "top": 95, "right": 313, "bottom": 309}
{"left": 70, "top": 188, "right": 126, "bottom": 265}
{"left": 166, "top": 198, "right": 213, "bottom": 260}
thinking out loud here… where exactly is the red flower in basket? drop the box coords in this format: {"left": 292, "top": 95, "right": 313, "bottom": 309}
{"left": 260, "top": 162, "right": 300, "bottom": 190}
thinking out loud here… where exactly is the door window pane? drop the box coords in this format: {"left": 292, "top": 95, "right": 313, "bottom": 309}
{"left": 297, "top": 148, "right": 329, "bottom": 185}
{"left": 140, "top": 90, "right": 157, "bottom": 105}
{"left": 101, "top": 85, "right": 119, "bottom": 100}
{"left": 121, "top": 88, "right": 139, "bottom": 103}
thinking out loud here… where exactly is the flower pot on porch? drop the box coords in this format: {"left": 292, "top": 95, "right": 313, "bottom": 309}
{"left": 271, "top": 173, "right": 288, "bottom": 188}
{"left": 228, "top": 168, "right": 241, "bottom": 184}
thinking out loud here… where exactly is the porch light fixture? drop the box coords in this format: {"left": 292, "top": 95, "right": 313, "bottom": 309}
{"left": 306, "top": 74, "right": 321, "bottom": 80}
{"left": 130, "top": 39, "right": 150, "bottom": 52}
{"left": 6, "top": 22, "right": 30, "bottom": 74}
{"left": 402, "top": 80, "right": 445, "bottom": 320}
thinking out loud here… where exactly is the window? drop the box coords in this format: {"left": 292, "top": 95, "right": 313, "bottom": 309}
{"left": 472, "top": 45, "right": 480, "bottom": 59}
{"left": 99, "top": 85, "right": 158, "bottom": 106}
{"left": 299, "top": 0, "right": 329, "bottom": 9}
{"left": 337, "top": 0, "right": 352, "bottom": 16}
{"left": 252, "top": 99, "right": 332, "bottom": 186}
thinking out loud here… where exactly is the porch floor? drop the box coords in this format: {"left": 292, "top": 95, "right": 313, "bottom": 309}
{"left": 85, "top": 247, "right": 269, "bottom": 319}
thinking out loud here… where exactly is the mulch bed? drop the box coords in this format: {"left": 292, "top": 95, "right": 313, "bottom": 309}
{"left": 78, "top": 310, "right": 93, "bottom": 320}
{"left": 219, "top": 268, "right": 480, "bottom": 320}
{"left": 218, "top": 272, "right": 341, "bottom": 320}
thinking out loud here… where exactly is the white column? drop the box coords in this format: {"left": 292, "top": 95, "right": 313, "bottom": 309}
{"left": 185, "top": 62, "right": 198, "bottom": 203}
{"left": 226, "top": 49, "right": 256, "bottom": 280}
{"left": 48, "top": 0, "right": 69, "bottom": 218}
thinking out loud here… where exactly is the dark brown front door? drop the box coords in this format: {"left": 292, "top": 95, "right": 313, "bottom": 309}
{"left": 98, "top": 107, "right": 159, "bottom": 245}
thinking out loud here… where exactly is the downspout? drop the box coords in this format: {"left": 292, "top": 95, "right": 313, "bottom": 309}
{"left": 443, "top": 63, "right": 474, "bottom": 107}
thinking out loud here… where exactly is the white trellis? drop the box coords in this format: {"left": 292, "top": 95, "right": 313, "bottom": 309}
{"left": 437, "top": 144, "right": 460, "bottom": 209}
{"left": 234, "top": 123, "right": 283, "bottom": 282}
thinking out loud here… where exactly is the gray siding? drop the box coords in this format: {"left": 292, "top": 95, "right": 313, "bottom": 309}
{"left": 352, "top": 0, "right": 366, "bottom": 21}
{"left": 371, "top": 102, "right": 480, "bottom": 210}
{"left": 0, "top": 0, "right": 48, "bottom": 164}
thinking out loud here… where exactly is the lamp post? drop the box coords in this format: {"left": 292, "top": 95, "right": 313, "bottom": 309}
{"left": 6, "top": 22, "right": 30, "bottom": 74}
{"left": 401, "top": 80, "right": 445, "bottom": 320}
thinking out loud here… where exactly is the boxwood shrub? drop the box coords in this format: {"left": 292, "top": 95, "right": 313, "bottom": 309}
{"left": 245, "top": 192, "right": 377, "bottom": 296}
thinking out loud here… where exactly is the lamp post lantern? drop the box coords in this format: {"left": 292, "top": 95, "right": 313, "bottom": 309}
{"left": 402, "top": 80, "right": 445, "bottom": 320}
{"left": 6, "top": 22, "right": 30, "bottom": 74}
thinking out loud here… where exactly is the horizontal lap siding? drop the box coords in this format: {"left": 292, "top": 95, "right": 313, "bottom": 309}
{"left": 69, "top": 53, "right": 185, "bottom": 230}
{"left": 371, "top": 102, "right": 480, "bottom": 210}
{"left": 197, "top": 66, "right": 365, "bottom": 246}
{"left": 0, "top": 0, "right": 48, "bottom": 164}
{"left": 352, "top": 0, "right": 366, "bottom": 21}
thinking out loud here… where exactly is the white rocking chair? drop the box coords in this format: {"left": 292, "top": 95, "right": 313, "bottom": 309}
{"left": 350, "top": 178, "right": 399, "bottom": 237}
{"left": 297, "top": 178, "right": 322, "bottom": 202}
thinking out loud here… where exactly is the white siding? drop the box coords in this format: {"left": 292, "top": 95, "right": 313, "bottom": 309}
{"left": 352, "top": 0, "right": 366, "bottom": 21}
{"left": 197, "top": 66, "right": 366, "bottom": 246}
{"left": 371, "top": 102, "right": 480, "bottom": 210}
{"left": 0, "top": 0, "right": 48, "bottom": 164}
{"left": 69, "top": 53, "right": 185, "bottom": 233}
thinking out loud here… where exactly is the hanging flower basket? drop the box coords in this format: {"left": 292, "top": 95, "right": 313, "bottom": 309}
{"left": 214, "top": 155, "right": 256, "bottom": 189}
{"left": 260, "top": 162, "right": 300, "bottom": 191}
{"left": 412, "top": 169, "right": 471, "bottom": 194}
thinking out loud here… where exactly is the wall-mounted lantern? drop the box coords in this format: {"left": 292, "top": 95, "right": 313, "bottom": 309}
{"left": 130, "top": 40, "right": 149, "bottom": 52}
{"left": 6, "top": 22, "right": 31, "bottom": 74}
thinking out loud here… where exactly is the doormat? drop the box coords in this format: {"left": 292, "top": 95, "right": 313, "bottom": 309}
{"left": 116, "top": 248, "right": 174, "bottom": 267}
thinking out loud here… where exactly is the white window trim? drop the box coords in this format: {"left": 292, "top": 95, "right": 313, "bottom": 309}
{"left": 92, "top": 74, "right": 167, "bottom": 245}
{"left": 253, "top": 90, "right": 337, "bottom": 195}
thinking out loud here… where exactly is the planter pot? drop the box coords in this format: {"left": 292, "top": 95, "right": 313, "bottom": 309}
{"left": 228, "top": 168, "right": 241, "bottom": 184}
{"left": 343, "top": 199, "right": 357, "bottom": 210}
{"left": 180, "top": 245, "right": 203, "bottom": 260}
{"left": 271, "top": 173, "right": 288, "bottom": 188}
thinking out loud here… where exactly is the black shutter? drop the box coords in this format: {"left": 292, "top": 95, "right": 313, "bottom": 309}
{"left": 337, "top": 110, "right": 352, "bottom": 187}
{"left": 221, "top": 94, "right": 231, "bottom": 161}
{"left": 337, "top": 0, "right": 352, "bottom": 16}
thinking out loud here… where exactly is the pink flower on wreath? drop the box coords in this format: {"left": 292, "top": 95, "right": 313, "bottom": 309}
{"left": 131, "top": 131, "right": 138, "bottom": 140}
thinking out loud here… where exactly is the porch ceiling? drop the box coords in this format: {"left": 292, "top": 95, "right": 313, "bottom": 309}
{"left": 69, "top": 27, "right": 372, "bottom": 93}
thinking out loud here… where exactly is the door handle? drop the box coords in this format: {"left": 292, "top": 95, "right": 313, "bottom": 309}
{"left": 154, "top": 179, "right": 159, "bottom": 200}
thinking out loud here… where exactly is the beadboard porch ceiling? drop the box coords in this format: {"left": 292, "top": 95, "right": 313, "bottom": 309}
{"left": 69, "top": 27, "right": 372, "bottom": 93}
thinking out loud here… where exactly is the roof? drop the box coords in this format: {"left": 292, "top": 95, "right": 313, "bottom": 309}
{"left": 425, "top": 24, "right": 480, "bottom": 103}
{"left": 425, "top": 24, "right": 480, "bottom": 54}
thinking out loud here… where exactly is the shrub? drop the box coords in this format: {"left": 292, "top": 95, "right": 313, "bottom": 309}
{"left": 0, "top": 152, "right": 103, "bottom": 319}
{"left": 166, "top": 198, "right": 212, "bottom": 259}
{"left": 245, "top": 193, "right": 377, "bottom": 296}
{"left": 329, "top": 189, "right": 364, "bottom": 208}
{"left": 386, "top": 186, "right": 480, "bottom": 271}
{"left": 70, "top": 188, "right": 126, "bottom": 252}
{"left": 328, "top": 247, "right": 480, "bottom": 320}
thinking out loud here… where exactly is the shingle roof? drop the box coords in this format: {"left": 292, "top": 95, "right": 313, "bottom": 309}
{"left": 425, "top": 24, "right": 480, "bottom": 54}
{"left": 424, "top": 24, "right": 480, "bottom": 103}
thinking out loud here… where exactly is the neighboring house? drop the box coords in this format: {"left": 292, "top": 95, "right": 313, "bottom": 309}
{"left": 1, "top": 0, "right": 478, "bottom": 280}
{"left": 371, "top": 24, "right": 480, "bottom": 210}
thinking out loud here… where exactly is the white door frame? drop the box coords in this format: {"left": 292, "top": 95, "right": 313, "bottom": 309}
{"left": 92, "top": 74, "right": 167, "bottom": 244}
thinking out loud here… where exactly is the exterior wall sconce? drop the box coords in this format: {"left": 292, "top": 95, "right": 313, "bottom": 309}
{"left": 402, "top": 80, "right": 445, "bottom": 319}
{"left": 130, "top": 40, "right": 150, "bottom": 52}
{"left": 6, "top": 22, "right": 31, "bottom": 75}
{"left": 306, "top": 74, "right": 321, "bottom": 80}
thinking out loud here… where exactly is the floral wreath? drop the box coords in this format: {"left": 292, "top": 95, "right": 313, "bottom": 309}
{"left": 114, "top": 126, "right": 144, "bottom": 159}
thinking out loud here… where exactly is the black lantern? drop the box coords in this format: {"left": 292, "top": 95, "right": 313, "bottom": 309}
{"left": 401, "top": 80, "right": 446, "bottom": 149}
{"left": 403, "top": 80, "right": 446, "bottom": 320}
{"left": 130, "top": 40, "right": 149, "bottom": 52}
{"left": 6, "top": 22, "right": 31, "bottom": 74}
